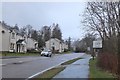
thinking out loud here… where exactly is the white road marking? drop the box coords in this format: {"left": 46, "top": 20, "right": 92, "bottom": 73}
{"left": 26, "top": 54, "right": 85, "bottom": 80}
{"left": 26, "top": 61, "right": 67, "bottom": 80}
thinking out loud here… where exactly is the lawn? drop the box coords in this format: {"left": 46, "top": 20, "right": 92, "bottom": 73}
{"left": 89, "top": 58, "right": 116, "bottom": 79}
{"left": 2, "top": 52, "right": 41, "bottom": 57}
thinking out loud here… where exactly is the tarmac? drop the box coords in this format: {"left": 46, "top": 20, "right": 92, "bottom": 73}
{"left": 53, "top": 54, "right": 91, "bottom": 79}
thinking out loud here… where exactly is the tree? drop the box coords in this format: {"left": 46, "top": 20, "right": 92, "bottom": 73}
{"left": 68, "top": 37, "right": 71, "bottom": 51}
{"left": 41, "top": 26, "right": 51, "bottom": 42}
{"left": 31, "top": 30, "right": 38, "bottom": 41}
{"left": 14, "top": 24, "right": 19, "bottom": 31}
{"left": 51, "top": 23, "right": 62, "bottom": 40}
{"left": 82, "top": 1, "right": 120, "bottom": 76}
{"left": 19, "top": 25, "right": 33, "bottom": 37}
{"left": 26, "top": 25, "right": 33, "bottom": 37}
{"left": 83, "top": 33, "right": 96, "bottom": 53}
{"left": 19, "top": 27, "right": 27, "bottom": 37}
{"left": 37, "top": 31, "right": 45, "bottom": 48}
{"left": 82, "top": 2, "right": 120, "bottom": 53}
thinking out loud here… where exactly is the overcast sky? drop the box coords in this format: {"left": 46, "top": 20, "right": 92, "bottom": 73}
{"left": 1, "top": 2, "right": 87, "bottom": 40}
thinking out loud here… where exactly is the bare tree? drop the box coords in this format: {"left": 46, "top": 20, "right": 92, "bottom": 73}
{"left": 82, "top": 1, "right": 120, "bottom": 76}
{"left": 82, "top": 2, "right": 120, "bottom": 53}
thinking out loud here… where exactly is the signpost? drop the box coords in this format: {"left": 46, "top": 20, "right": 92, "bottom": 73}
{"left": 93, "top": 40, "right": 102, "bottom": 48}
{"left": 92, "top": 40, "right": 102, "bottom": 60}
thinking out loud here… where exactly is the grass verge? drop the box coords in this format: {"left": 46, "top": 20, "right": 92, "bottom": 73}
{"left": 61, "top": 57, "right": 83, "bottom": 65}
{"left": 33, "top": 67, "right": 65, "bottom": 80}
{"left": 62, "top": 51, "right": 72, "bottom": 54}
{"left": 2, "top": 52, "right": 40, "bottom": 57}
{"left": 32, "top": 57, "right": 83, "bottom": 80}
{"left": 0, "top": 54, "right": 2, "bottom": 56}
{"left": 89, "top": 58, "right": 116, "bottom": 79}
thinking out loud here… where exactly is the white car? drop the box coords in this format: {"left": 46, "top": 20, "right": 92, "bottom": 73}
{"left": 41, "top": 49, "right": 52, "bottom": 57}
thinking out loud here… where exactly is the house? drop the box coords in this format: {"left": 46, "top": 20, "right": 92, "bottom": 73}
{"left": 0, "top": 22, "right": 11, "bottom": 52}
{"left": 27, "top": 38, "right": 38, "bottom": 50}
{"left": 45, "top": 38, "right": 68, "bottom": 53}
{"left": 0, "top": 24, "right": 2, "bottom": 52}
{"left": 0, "top": 22, "right": 38, "bottom": 53}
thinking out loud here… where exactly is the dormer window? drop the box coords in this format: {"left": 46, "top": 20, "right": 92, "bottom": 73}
{"left": 12, "top": 33, "right": 15, "bottom": 39}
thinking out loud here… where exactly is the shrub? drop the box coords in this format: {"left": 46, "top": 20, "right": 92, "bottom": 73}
{"left": 27, "top": 49, "right": 40, "bottom": 53}
{"left": 97, "top": 52, "right": 118, "bottom": 75}
{"left": 64, "top": 49, "right": 69, "bottom": 52}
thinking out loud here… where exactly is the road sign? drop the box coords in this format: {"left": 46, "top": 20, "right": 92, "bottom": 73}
{"left": 87, "top": 47, "right": 90, "bottom": 51}
{"left": 93, "top": 40, "right": 102, "bottom": 48}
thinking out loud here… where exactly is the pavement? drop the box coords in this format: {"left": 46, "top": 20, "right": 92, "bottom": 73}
{"left": 53, "top": 54, "right": 91, "bottom": 79}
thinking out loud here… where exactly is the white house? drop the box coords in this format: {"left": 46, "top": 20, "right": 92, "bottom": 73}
{"left": 0, "top": 23, "right": 2, "bottom": 52}
{"left": 0, "top": 22, "right": 38, "bottom": 53}
{"left": 45, "top": 38, "right": 68, "bottom": 53}
{"left": 27, "top": 38, "right": 38, "bottom": 50}
{"left": 1, "top": 23, "right": 10, "bottom": 52}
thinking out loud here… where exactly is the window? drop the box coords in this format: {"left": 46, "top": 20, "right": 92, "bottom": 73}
{"left": 12, "top": 33, "right": 15, "bottom": 39}
{"left": 53, "top": 43, "right": 54, "bottom": 45}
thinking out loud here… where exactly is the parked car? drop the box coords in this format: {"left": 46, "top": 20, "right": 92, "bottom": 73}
{"left": 41, "top": 49, "right": 52, "bottom": 57}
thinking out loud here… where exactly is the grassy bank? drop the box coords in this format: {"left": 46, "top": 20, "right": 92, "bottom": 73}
{"left": 89, "top": 58, "right": 116, "bottom": 79}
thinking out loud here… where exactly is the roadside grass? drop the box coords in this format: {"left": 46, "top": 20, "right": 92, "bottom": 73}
{"left": 89, "top": 58, "right": 116, "bottom": 79}
{"left": 2, "top": 52, "right": 41, "bottom": 57}
{"left": 61, "top": 57, "right": 83, "bottom": 65}
{"left": 62, "top": 51, "right": 72, "bottom": 54}
{"left": 33, "top": 67, "right": 65, "bottom": 80}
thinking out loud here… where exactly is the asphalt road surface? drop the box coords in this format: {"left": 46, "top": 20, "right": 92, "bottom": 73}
{"left": 2, "top": 53, "right": 85, "bottom": 79}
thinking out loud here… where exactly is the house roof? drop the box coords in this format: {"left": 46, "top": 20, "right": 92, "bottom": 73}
{"left": 16, "top": 39, "right": 26, "bottom": 45}
{"left": 46, "top": 38, "right": 61, "bottom": 43}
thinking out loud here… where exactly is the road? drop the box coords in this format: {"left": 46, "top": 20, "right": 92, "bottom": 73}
{"left": 2, "top": 53, "right": 85, "bottom": 79}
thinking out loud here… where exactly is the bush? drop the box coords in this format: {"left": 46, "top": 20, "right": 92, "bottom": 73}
{"left": 97, "top": 52, "right": 118, "bottom": 75}
{"left": 74, "top": 47, "right": 87, "bottom": 53}
{"left": 54, "top": 50, "right": 60, "bottom": 54}
{"left": 27, "top": 49, "right": 40, "bottom": 53}
{"left": 64, "top": 49, "right": 69, "bottom": 52}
